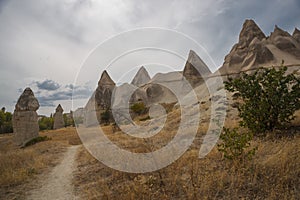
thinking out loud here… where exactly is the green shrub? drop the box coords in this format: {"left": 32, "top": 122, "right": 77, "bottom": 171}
{"left": 130, "top": 102, "right": 146, "bottom": 115}
{"left": 63, "top": 113, "right": 75, "bottom": 127}
{"left": 225, "top": 65, "right": 300, "bottom": 134}
{"left": 0, "top": 108, "right": 13, "bottom": 134}
{"left": 101, "top": 109, "right": 111, "bottom": 125}
{"left": 218, "top": 128, "right": 257, "bottom": 165}
{"left": 24, "top": 136, "right": 51, "bottom": 147}
{"left": 38, "top": 116, "right": 54, "bottom": 131}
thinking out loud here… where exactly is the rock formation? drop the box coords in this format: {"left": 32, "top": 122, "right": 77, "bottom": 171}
{"left": 221, "top": 19, "right": 272, "bottom": 73}
{"left": 183, "top": 50, "right": 211, "bottom": 87}
{"left": 84, "top": 92, "right": 99, "bottom": 127}
{"left": 12, "top": 87, "right": 40, "bottom": 146}
{"left": 293, "top": 28, "right": 300, "bottom": 43}
{"left": 95, "top": 70, "right": 116, "bottom": 123}
{"left": 53, "top": 104, "right": 65, "bottom": 129}
{"left": 220, "top": 19, "right": 300, "bottom": 74}
{"left": 269, "top": 25, "right": 300, "bottom": 58}
{"left": 131, "top": 66, "right": 151, "bottom": 86}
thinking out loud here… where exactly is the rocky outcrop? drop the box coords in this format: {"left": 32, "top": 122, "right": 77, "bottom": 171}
{"left": 220, "top": 19, "right": 300, "bottom": 74}
{"left": 238, "top": 19, "right": 266, "bottom": 48}
{"left": 95, "top": 70, "right": 116, "bottom": 123}
{"left": 269, "top": 25, "right": 300, "bottom": 58}
{"left": 221, "top": 19, "right": 272, "bottom": 73}
{"left": 131, "top": 66, "right": 151, "bottom": 87}
{"left": 84, "top": 92, "right": 99, "bottom": 127}
{"left": 183, "top": 50, "right": 211, "bottom": 87}
{"left": 293, "top": 28, "right": 300, "bottom": 43}
{"left": 95, "top": 71, "right": 115, "bottom": 110}
{"left": 53, "top": 104, "right": 65, "bottom": 129}
{"left": 12, "top": 87, "right": 40, "bottom": 146}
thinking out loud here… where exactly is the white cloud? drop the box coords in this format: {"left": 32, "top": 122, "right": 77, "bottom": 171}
{"left": 0, "top": 0, "right": 299, "bottom": 115}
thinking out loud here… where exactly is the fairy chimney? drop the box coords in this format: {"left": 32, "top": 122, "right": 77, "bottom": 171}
{"left": 53, "top": 104, "right": 65, "bottom": 129}
{"left": 12, "top": 87, "right": 40, "bottom": 146}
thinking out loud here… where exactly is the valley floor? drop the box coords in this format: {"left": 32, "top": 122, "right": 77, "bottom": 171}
{"left": 0, "top": 125, "right": 299, "bottom": 199}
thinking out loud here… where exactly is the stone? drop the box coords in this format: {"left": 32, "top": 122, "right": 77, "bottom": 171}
{"left": 12, "top": 87, "right": 40, "bottom": 146}
{"left": 222, "top": 19, "right": 267, "bottom": 71}
{"left": 183, "top": 50, "right": 211, "bottom": 87}
{"left": 219, "top": 19, "right": 300, "bottom": 74}
{"left": 269, "top": 26, "right": 300, "bottom": 58}
{"left": 95, "top": 70, "right": 116, "bottom": 123}
{"left": 293, "top": 28, "right": 300, "bottom": 43}
{"left": 84, "top": 92, "right": 99, "bottom": 127}
{"left": 53, "top": 104, "right": 65, "bottom": 129}
{"left": 238, "top": 19, "right": 266, "bottom": 48}
{"left": 131, "top": 66, "right": 151, "bottom": 86}
{"left": 242, "top": 39, "right": 274, "bottom": 67}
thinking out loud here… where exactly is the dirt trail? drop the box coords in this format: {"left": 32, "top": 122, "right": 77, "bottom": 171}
{"left": 26, "top": 145, "right": 80, "bottom": 200}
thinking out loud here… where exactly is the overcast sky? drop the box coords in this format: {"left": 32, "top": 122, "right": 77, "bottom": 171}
{"left": 0, "top": 0, "right": 299, "bottom": 115}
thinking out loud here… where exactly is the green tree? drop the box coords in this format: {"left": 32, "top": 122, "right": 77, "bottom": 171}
{"left": 0, "top": 109, "right": 13, "bottom": 134}
{"left": 225, "top": 65, "right": 300, "bottom": 134}
{"left": 63, "top": 113, "right": 75, "bottom": 127}
{"left": 38, "top": 116, "right": 54, "bottom": 131}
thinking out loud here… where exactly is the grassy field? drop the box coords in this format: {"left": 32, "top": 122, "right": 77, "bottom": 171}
{"left": 74, "top": 126, "right": 299, "bottom": 200}
{"left": 0, "top": 127, "right": 81, "bottom": 199}
{"left": 0, "top": 109, "right": 299, "bottom": 199}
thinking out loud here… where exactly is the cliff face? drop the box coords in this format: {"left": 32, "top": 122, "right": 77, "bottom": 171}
{"left": 220, "top": 19, "right": 300, "bottom": 74}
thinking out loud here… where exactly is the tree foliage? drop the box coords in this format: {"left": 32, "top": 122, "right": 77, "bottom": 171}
{"left": 225, "top": 66, "right": 300, "bottom": 134}
{"left": 38, "top": 116, "right": 54, "bottom": 130}
{"left": 0, "top": 108, "right": 13, "bottom": 134}
{"left": 63, "top": 113, "right": 75, "bottom": 127}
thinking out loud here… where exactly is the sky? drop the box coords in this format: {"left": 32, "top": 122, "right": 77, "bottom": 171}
{"left": 0, "top": 0, "right": 299, "bottom": 115}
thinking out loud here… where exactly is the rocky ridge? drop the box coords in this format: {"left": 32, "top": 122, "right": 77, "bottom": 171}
{"left": 220, "top": 19, "right": 300, "bottom": 74}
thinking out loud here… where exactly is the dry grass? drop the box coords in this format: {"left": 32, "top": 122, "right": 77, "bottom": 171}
{"left": 74, "top": 125, "right": 299, "bottom": 199}
{"left": 0, "top": 127, "right": 80, "bottom": 199}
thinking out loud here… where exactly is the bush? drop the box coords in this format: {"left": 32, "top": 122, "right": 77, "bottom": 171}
{"left": 63, "top": 113, "right": 75, "bottom": 127}
{"left": 218, "top": 128, "right": 257, "bottom": 165}
{"left": 38, "top": 116, "right": 54, "bottom": 131}
{"left": 24, "top": 136, "right": 51, "bottom": 147}
{"left": 101, "top": 109, "right": 111, "bottom": 125}
{"left": 225, "top": 65, "right": 300, "bottom": 134}
{"left": 130, "top": 102, "right": 146, "bottom": 115}
{"left": 0, "top": 108, "right": 13, "bottom": 134}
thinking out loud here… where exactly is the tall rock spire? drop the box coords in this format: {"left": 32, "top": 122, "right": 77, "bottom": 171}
{"left": 183, "top": 50, "right": 211, "bottom": 87}
{"left": 53, "top": 104, "right": 65, "bottom": 129}
{"left": 238, "top": 19, "right": 266, "bottom": 47}
{"left": 131, "top": 66, "right": 151, "bottom": 86}
{"left": 98, "top": 70, "right": 115, "bottom": 86}
{"left": 12, "top": 87, "right": 40, "bottom": 146}
{"left": 292, "top": 27, "right": 300, "bottom": 43}
{"left": 95, "top": 70, "right": 116, "bottom": 124}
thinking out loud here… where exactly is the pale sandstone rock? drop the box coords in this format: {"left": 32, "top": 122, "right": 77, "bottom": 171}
{"left": 53, "top": 104, "right": 65, "bottom": 129}
{"left": 12, "top": 87, "right": 40, "bottom": 146}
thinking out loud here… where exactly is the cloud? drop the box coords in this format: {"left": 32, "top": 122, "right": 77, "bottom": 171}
{"left": 31, "top": 79, "right": 93, "bottom": 108}
{"left": 1, "top": 0, "right": 300, "bottom": 115}
{"left": 35, "top": 79, "right": 61, "bottom": 91}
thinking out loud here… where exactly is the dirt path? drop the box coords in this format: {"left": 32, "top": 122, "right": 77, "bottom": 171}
{"left": 26, "top": 145, "right": 80, "bottom": 200}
